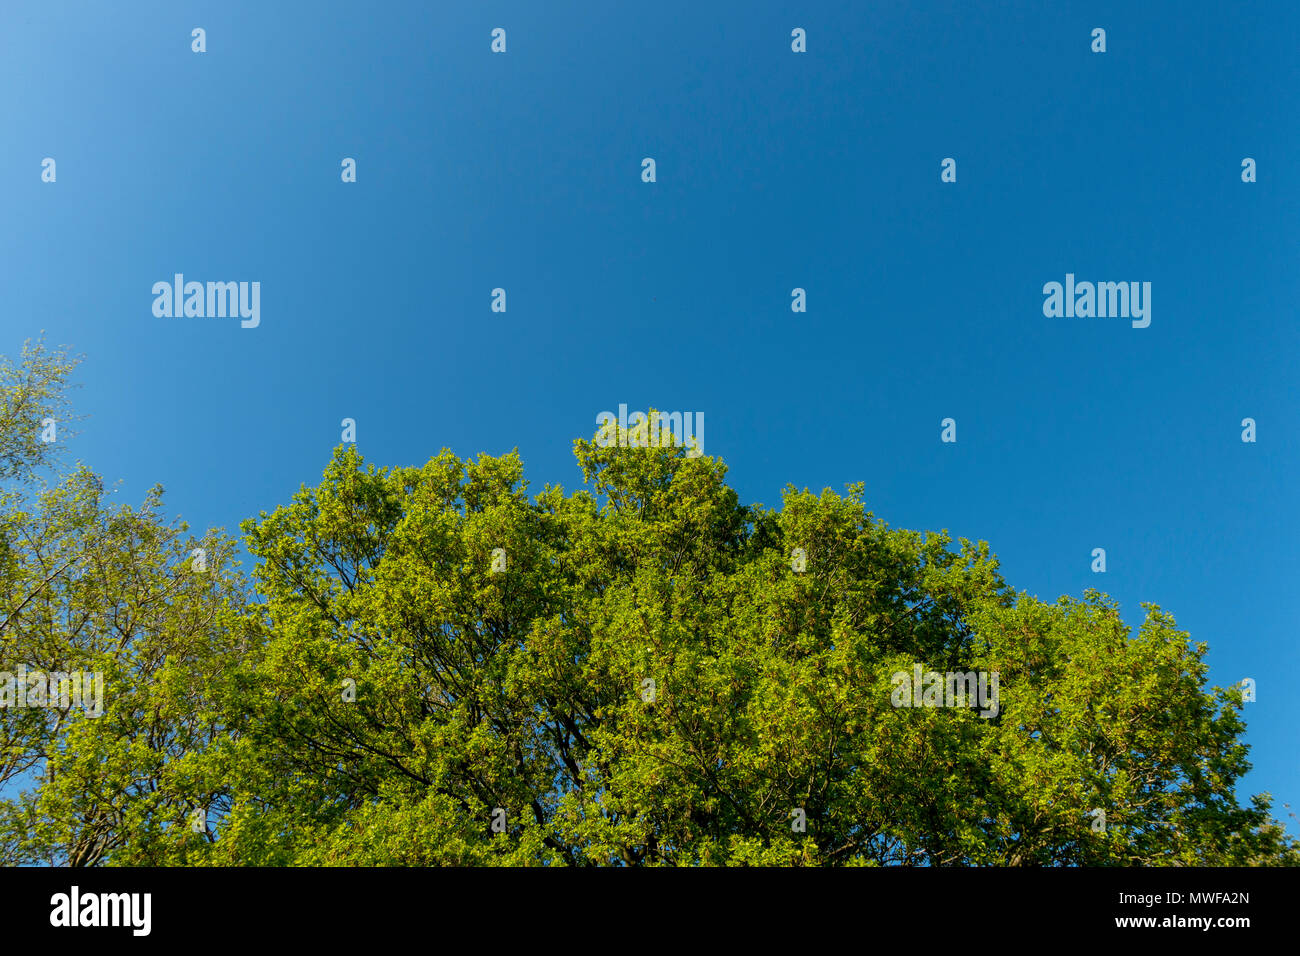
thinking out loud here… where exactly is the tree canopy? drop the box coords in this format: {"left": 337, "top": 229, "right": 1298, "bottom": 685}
{"left": 0, "top": 355, "right": 1294, "bottom": 866}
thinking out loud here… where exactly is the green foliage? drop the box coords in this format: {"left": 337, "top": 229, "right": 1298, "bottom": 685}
{"left": 0, "top": 471, "right": 245, "bottom": 865}
{"left": 1, "top": 385, "right": 1295, "bottom": 865}
{"left": 0, "top": 341, "right": 243, "bottom": 865}
{"left": 0, "top": 336, "right": 81, "bottom": 482}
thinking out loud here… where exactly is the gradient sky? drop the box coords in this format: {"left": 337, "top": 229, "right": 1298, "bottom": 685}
{"left": 3, "top": 1, "right": 1297, "bottom": 835}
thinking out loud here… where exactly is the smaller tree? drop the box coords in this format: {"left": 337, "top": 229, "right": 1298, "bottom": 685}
{"left": 0, "top": 335, "right": 81, "bottom": 483}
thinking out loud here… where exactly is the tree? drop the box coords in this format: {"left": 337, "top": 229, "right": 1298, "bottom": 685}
{"left": 0, "top": 474, "right": 245, "bottom": 866}
{"left": 0, "top": 343, "right": 244, "bottom": 866}
{"left": 2, "top": 354, "right": 1293, "bottom": 864}
{"left": 0, "top": 335, "right": 81, "bottom": 483}
{"left": 181, "top": 416, "right": 1296, "bottom": 866}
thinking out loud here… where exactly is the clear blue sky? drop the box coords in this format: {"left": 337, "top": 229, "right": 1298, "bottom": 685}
{"left": 4, "top": 1, "right": 1297, "bottom": 835}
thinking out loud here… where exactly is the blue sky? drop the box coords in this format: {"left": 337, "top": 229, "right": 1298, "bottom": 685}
{"left": 4, "top": 1, "right": 1297, "bottom": 836}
